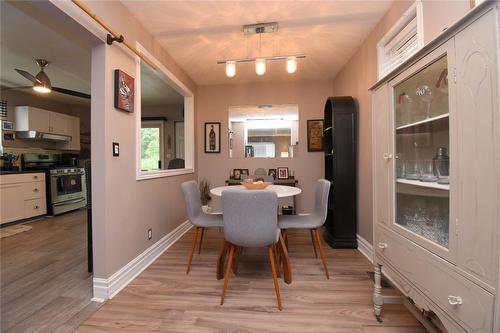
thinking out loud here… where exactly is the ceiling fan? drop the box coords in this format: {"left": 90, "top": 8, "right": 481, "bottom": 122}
{"left": 13, "top": 59, "right": 90, "bottom": 99}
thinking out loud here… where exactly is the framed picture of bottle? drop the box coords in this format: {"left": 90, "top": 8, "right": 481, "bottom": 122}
{"left": 204, "top": 122, "right": 221, "bottom": 153}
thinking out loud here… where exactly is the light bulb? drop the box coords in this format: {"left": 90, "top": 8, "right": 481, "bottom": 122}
{"left": 286, "top": 56, "right": 297, "bottom": 73}
{"left": 255, "top": 58, "right": 266, "bottom": 75}
{"left": 33, "top": 85, "right": 51, "bottom": 93}
{"left": 225, "top": 61, "right": 236, "bottom": 77}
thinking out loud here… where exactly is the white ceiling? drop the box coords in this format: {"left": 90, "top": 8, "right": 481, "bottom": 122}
{"left": 121, "top": 0, "right": 393, "bottom": 85}
{"left": 0, "top": 1, "right": 96, "bottom": 104}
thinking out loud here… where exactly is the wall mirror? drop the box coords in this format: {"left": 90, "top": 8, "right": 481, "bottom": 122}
{"left": 136, "top": 47, "right": 194, "bottom": 179}
{"left": 228, "top": 104, "right": 299, "bottom": 158}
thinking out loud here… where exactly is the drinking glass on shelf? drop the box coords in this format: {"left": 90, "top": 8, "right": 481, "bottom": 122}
{"left": 396, "top": 157, "right": 406, "bottom": 179}
{"left": 405, "top": 160, "right": 420, "bottom": 180}
{"left": 419, "top": 160, "right": 438, "bottom": 182}
{"left": 436, "top": 164, "right": 450, "bottom": 184}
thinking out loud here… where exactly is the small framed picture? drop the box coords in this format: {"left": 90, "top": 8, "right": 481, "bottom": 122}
{"left": 114, "top": 69, "right": 135, "bottom": 113}
{"left": 240, "top": 169, "right": 249, "bottom": 177}
{"left": 307, "top": 119, "right": 324, "bottom": 152}
{"left": 245, "top": 145, "right": 254, "bottom": 158}
{"left": 268, "top": 168, "right": 277, "bottom": 180}
{"left": 233, "top": 169, "right": 241, "bottom": 180}
{"left": 277, "top": 167, "right": 289, "bottom": 180}
{"left": 205, "top": 122, "right": 221, "bottom": 153}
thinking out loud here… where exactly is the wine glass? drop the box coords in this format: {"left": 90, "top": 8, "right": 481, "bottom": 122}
{"left": 416, "top": 85, "right": 434, "bottom": 119}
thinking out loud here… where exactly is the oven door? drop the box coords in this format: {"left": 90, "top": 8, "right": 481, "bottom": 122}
{"left": 51, "top": 172, "right": 85, "bottom": 203}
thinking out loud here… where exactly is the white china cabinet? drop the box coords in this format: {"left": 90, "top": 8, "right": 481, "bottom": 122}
{"left": 371, "top": 3, "right": 499, "bottom": 332}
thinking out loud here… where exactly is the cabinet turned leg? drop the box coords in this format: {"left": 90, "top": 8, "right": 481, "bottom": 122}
{"left": 373, "top": 264, "right": 383, "bottom": 322}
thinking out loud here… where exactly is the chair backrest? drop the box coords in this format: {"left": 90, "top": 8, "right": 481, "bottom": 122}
{"left": 168, "top": 158, "right": 185, "bottom": 169}
{"left": 314, "top": 179, "right": 331, "bottom": 224}
{"left": 181, "top": 180, "right": 202, "bottom": 225}
{"left": 222, "top": 189, "right": 278, "bottom": 247}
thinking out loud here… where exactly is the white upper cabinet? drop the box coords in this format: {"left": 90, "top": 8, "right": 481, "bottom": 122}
{"left": 15, "top": 106, "right": 81, "bottom": 151}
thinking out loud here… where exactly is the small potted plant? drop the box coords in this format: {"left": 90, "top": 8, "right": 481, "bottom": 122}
{"left": 199, "top": 179, "right": 212, "bottom": 213}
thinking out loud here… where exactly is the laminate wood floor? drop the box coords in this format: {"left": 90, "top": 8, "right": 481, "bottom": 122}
{"left": 76, "top": 228, "right": 426, "bottom": 333}
{"left": 0, "top": 210, "right": 101, "bottom": 333}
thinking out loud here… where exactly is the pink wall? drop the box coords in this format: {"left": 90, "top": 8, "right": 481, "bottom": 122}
{"left": 332, "top": 0, "right": 413, "bottom": 244}
{"left": 54, "top": 0, "right": 198, "bottom": 279}
{"left": 197, "top": 80, "right": 331, "bottom": 213}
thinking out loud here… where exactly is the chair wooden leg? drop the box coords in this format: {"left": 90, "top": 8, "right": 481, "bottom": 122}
{"left": 272, "top": 244, "right": 281, "bottom": 278}
{"left": 198, "top": 228, "right": 205, "bottom": 254}
{"left": 278, "top": 233, "right": 292, "bottom": 284}
{"left": 313, "top": 229, "right": 330, "bottom": 279}
{"left": 268, "top": 246, "right": 283, "bottom": 311}
{"left": 310, "top": 229, "right": 318, "bottom": 258}
{"left": 220, "top": 244, "right": 236, "bottom": 305}
{"left": 217, "top": 241, "right": 230, "bottom": 280}
{"left": 232, "top": 246, "right": 241, "bottom": 275}
{"left": 282, "top": 229, "right": 289, "bottom": 250}
{"left": 186, "top": 227, "right": 199, "bottom": 274}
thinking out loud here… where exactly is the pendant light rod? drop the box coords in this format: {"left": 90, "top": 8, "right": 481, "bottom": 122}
{"left": 217, "top": 54, "right": 306, "bottom": 65}
{"left": 71, "top": 0, "right": 157, "bottom": 70}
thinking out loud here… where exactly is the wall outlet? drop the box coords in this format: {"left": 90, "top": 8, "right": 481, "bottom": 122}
{"left": 147, "top": 228, "right": 152, "bottom": 240}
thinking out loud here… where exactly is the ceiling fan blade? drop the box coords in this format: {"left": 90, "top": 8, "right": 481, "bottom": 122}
{"left": 52, "top": 86, "right": 91, "bottom": 99}
{"left": 15, "top": 69, "right": 41, "bottom": 84}
{"left": 1, "top": 86, "right": 33, "bottom": 92}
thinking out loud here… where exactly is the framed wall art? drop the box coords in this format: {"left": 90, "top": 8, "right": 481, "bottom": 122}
{"left": 114, "top": 69, "right": 135, "bottom": 113}
{"left": 277, "top": 167, "right": 289, "bottom": 180}
{"left": 205, "top": 122, "right": 221, "bottom": 153}
{"left": 307, "top": 119, "right": 324, "bottom": 152}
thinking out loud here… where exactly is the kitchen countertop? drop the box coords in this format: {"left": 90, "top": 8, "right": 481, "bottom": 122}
{"left": 0, "top": 170, "right": 45, "bottom": 175}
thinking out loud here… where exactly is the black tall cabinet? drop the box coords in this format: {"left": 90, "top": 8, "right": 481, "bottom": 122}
{"left": 323, "top": 96, "right": 357, "bottom": 248}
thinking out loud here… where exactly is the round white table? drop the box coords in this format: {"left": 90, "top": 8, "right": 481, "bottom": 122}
{"left": 210, "top": 184, "right": 301, "bottom": 198}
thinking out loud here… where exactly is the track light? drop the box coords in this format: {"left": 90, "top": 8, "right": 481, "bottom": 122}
{"left": 255, "top": 59, "right": 266, "bottom": 75}
{"left": 225, "top": 61, "right": 236, "bottom": 77}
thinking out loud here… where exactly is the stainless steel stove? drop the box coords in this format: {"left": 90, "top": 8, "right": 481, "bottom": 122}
{"left": 22, "top": 154, "right": 87, "bottom": 215}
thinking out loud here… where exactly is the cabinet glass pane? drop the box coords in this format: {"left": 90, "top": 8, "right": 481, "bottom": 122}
{"left": 394, "top": 56, "right": 450, "bottom": 248}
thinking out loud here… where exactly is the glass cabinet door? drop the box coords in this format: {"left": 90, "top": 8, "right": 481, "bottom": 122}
{"left": 393, "top": 56, "right": 450, "bottom": 249}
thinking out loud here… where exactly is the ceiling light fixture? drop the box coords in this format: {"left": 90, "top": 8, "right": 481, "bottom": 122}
{"left": 225, "top": 61, "right": 236, "bottom": 77}
{"left": 32, "top": 59, "right": 52, "bottom": 94}
{"left": 286, "top": 56, "right": 297, "bottom": 74}
{"left": 218, "top": 22, "right": 305, "bottom": 77}
{"left": 255, "top": 58, "right": 266, "bottom": 75}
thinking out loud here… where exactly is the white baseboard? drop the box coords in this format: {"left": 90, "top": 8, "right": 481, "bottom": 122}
{"left": 357, "top": 234, "right": 374, "bottom": 264}
{"left": 92, "top": 220, "right": 192, "bottom": 302}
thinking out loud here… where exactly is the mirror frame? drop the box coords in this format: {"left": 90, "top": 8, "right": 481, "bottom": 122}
{"left": 135, "top": 43, "right": 194, "bottom": 180}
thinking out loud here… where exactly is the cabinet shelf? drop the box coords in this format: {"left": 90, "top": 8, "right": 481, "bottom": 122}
{"left": 396, "top": 178, "right": 449, "bottom": 190}
{"left": 396, "top": 113, "right": 449, "bottom": 131}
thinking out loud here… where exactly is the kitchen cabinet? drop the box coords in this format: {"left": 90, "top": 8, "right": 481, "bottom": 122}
{"left": 57, "top": 116, "right": 80, "bottom": 151}
{"left": 0, "top": 173, "right": 46, "bottom": 224}
{"left": 371, "top": 3, "right": 499, "bottom": 332}
{"left": 48, "top": 111, "right": 69, "bottom": 135}
{"left": 15, "top": 106, "right": 81, "bottom": 151}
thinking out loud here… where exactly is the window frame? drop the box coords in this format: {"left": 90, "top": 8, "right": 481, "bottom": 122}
{"left": 377, "top": 0, "right": 424, "bottom": 80}
{"left": 135, "top": 43, "right": 195, "bottom": 180}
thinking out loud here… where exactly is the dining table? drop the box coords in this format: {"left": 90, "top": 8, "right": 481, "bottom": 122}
{"left": 210, "top": 184, "right": 302, "bottom": 284}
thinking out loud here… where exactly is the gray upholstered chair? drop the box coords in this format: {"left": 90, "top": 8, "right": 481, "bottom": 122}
{"left": 220, "top": 189, "right": 283, "bottom": 310}
{"left": 181, "top": 180, "right": 223, "bottom": 274}
{"left": 279, "top": 179, "right": 331, "bottom": 279}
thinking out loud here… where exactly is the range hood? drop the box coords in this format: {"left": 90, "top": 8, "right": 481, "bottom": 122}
{"left": 16, "top": 131, "right": 71, "bottom": 142}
